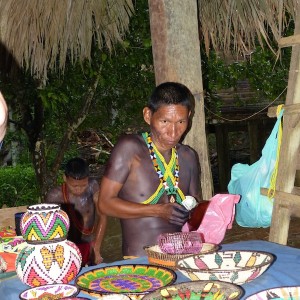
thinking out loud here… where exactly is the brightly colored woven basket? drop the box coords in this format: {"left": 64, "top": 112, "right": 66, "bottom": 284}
{"left": 20, "top": 204, "right": 70, "bottom": 243}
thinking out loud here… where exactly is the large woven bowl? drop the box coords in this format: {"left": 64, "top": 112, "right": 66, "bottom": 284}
{"left": 176, "top": 250, "right": 274, "bottom": 285}
{"left": 75, "top": 264, "right": 176, "bottom": 300}
{"left": 143, "top": 280, "right": 244, "bottom": 300}
{"left": 144, "top": 243, "right": 218, "bottom": 270}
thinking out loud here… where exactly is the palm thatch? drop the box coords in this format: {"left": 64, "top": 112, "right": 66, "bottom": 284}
{"left": 0, "top": 0, "right": 134, "bottom": 80}
{"left": 199, "top": 0, "right": 298, "bottom": 57}
{"left": 0, "top": 0, "right": 298, "bottom": 79}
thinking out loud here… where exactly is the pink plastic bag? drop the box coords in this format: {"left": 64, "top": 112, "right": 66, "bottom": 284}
{"left": 182, "top": 194, "right": 240, "bottom": 244}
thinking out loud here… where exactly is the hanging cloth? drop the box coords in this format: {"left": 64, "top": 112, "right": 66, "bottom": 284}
{"left": 141, "top": 132, "right": 185, "bottom": 204}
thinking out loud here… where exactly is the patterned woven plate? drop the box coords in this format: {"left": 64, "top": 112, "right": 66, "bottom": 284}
{"left": 19, "top": 283, "right": 79, "bottom": 299}
{"left": 75, "top": 264, "right": 176, "bottom": 297}
{"left": 143, "top": 280, "right": 244, "bottom": 300}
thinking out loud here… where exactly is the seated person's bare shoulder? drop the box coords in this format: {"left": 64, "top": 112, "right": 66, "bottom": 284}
{"left": 89, "top": 178, "right": 99, "bottom": 192}
{"left": 45, "top": 186, "right": 64, "bottom": 204}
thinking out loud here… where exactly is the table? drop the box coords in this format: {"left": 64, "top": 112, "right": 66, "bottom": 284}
{"left": 1, "top": 240, "right": 300, "bottom": 299}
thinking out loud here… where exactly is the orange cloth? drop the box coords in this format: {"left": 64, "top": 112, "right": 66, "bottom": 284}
{"left": 0, "top": 252, "right": 17, "bottom": 272}
{"left": 0, "top": 227, "right": 16, "bottom": 238}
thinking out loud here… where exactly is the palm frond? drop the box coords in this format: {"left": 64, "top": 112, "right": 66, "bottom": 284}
{"left": 199, "top": 0, "right": 298, "bottom": 57}
{"left": 0, "top": 0, "right": 134, "bottom": 79}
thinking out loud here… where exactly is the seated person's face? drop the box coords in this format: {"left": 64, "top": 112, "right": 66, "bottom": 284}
{"left": 64, "top": 176, "right": 89, "bottom": 196}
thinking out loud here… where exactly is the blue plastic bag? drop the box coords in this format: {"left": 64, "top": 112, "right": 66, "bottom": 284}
{"left": 227, "top": 109, "right": 284, "bottom": 228}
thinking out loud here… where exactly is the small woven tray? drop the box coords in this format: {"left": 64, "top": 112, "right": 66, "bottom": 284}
{"left": 144, "top": 243, "right": 219, "bottom": 270}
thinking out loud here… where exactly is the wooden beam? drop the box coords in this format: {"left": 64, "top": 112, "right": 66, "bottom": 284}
{"left": 279, "top": 34, "right": 300, "bottom": 48}
{"left": 261, "top": 188, "right": 300, "bottom": 219}
{"left": 261, "top": 188, "right": 300, "bottom": 244}
{"left": 267, "top": 103, "right": 300, "bottom": 117}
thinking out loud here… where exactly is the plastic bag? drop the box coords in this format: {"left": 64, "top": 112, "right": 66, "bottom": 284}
{"left": 182, "top": 194, "right": 240, "bottom": 244}
{"left": 227, "top": 109, "right": 284, "bottom": 228}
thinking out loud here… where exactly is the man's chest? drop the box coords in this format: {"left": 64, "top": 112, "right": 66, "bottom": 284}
{"left": 125, "top": 152, "right": 190, "bottom": 197}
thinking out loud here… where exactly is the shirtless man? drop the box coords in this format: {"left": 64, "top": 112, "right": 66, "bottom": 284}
{"left": 98, "top": 82, "right": 201, "bottom": 257}
{"left": 45, "top": 157, "right": 107, "bottom": 266}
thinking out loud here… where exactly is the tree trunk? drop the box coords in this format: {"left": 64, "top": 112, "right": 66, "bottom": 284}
{"left": 32, "top": 139, "right": 47, "bottom": 201}
{"left": 148, "top": 0, "right": 213, "bottom": 199}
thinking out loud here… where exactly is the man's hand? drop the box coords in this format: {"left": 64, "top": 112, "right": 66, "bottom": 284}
{"left": 161, "top": 203, "right": 190, "bottom": 226}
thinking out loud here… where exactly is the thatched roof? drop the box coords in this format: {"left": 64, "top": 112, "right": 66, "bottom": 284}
{"left": 0, "top": 0, "right": 298, "bottom": 80}
{"left": 199, "top": 0, "right": 297, "bottom": 57}
{"left": 0, "top": 0, "right": 133, "bottom": 80}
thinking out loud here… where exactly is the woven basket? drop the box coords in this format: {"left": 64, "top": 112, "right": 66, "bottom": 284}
{"left": 157, "top": 232, "right": 203, "bottom": 254}
{"left": 144, "top": 243, "right": 219, "bottom": 270}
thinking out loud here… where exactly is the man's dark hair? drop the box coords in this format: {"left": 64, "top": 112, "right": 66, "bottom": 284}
{"left": 65, "top": 157, "right": 89, "bottom": 180}
{"left": 147, "top": 82, "right": 195, "bottom": 113}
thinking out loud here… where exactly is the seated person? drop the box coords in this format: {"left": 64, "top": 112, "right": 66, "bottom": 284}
{"left": 98, "top": 82, "right": 202, "bottom": 257}
{"left": 45, "top": 157, "right": 107, "bottom": 266}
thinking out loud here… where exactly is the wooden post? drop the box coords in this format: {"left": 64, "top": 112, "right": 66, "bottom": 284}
{"left": 148, "top": 0, "right": 213, "bottom": 199}
{"left": 248, "top": 120, "right": 260, "bottom": 164}
{"left": 215, "top": 124, "right": 230, "bottom": 192}
{"left": 269, "top": 7, "right": 300, "bottom": 244}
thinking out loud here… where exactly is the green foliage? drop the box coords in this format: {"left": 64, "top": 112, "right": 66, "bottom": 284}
{"left": 0, "top": 0, "right": 154, "bottom": 195}
{"left": 204, "top": 46, "right": 290, "bottom": 114}
{"left": 0, "top": 165, "right": 39, "bottom": 207}
{"left": 89, "top": 1, "right": 155, "bottom": 141}
{"left": 245, "top": 47, "right": 290, "bottom": 98}
{"left": 39, "top": 0, "right": 154, "bottom": 145}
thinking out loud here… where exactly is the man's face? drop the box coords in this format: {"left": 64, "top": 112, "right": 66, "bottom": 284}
{"left": 64, "top": 175, "right": 89, "bottom": 196}
{"left": 143, "top": 104, "right": 190, "bottom": 152}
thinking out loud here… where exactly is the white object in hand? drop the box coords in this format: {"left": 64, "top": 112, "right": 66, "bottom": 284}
{"left": 182, "top": 196, "right": 197, "bottom": 211}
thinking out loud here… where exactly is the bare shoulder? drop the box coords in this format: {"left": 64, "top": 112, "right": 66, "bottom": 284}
{"left": 45, "top": 186, "right": 64, "bottom": 204}
{"left": 114, "top": 133, "right": 144, "bottom": 150}
{"left": 89, "top": 178, "right": 99, "bottom": 193}
{"left": 109, "top": 133, "right": 145, "bottom": 158}
{"left": 103, "top": 133, "right": 146, "bottom": 181}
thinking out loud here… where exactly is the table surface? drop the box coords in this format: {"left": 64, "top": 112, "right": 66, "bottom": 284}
{"left": 1, "top": 240, "right": 300, "bottom": 299}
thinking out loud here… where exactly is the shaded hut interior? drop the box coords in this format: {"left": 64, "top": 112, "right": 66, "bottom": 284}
{"left": 207, "top": 79, "right": 279, "bottom": 193}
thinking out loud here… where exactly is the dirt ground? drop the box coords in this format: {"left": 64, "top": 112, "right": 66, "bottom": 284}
{"left": 223, "top": 217, "right": 300, "bottom": 247}
{"left": 101, "top": 216, "right": 300, "bottom": 263}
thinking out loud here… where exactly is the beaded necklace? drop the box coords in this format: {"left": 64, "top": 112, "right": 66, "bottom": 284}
{"left": 62, "top": 183, "right": 95, "bottom": 235}
{"left": 141, "top": 132, "right": 185, "bottom": 204}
